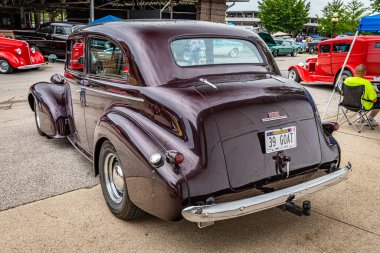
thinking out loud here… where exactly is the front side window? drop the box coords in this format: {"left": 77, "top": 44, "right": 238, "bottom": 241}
{"left": 66, "top": 37, "right": 85, "bottom": 73}
{"left": 55, "top": 26, "right": 71, "bottom": 35}
{"left": 171, "top": 38, "right": 264, "bottom": 67}
{"left": 89, "top": 38, "right": 129, "bottom": 79}
{"left": 320, "top": 44, "right": 331, "bottom": 54}
{"left": 333, "top": 43, "right": 350, "bottom": 53}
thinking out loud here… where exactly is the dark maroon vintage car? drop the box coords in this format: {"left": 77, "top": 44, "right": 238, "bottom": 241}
{"left": 28, "top": 20, "right": 351, "bottom": 228}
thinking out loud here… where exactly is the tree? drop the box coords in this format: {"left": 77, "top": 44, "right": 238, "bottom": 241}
{"left": 346, "top": 0, "right": 368, "bottom": 32}
{"left": 318, "top": 0, "right": 369, "bottom": 36}
{"left": 258, "top": 0, "right": 310, "bottom": 35}
{"left": 370, "top": 0, "right": 380, "bottom": 13}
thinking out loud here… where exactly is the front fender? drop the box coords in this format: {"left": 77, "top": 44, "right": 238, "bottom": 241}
{"left": 93, "top": 108, "right": 189, "bottom": 221}
{"left": 0, "top": 51, "right": 20, "bottom": 68}
{"left": 28, "top": 82, "right": 73, "bottom": 138}
{"left": 288, "top": 65, "right": 311, "bottom": 82}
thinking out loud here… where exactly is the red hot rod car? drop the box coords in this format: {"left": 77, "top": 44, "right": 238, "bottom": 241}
{"left": 0, "top": 36, "right": 45, "bottom": 74}
{"left": 288, "top": 36, "right": 380, "bottom": 85}
{"left": 28, "top": 21, "right": 351, "bottom": 228}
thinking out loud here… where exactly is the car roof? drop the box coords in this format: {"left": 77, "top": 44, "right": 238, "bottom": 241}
{"left": 41, "top": 22, "right": 84, "bottom": 27}
{"left": 75, "top": 20, "right": 257, "bottom": 40}
{"left": 320, "top": 36, "right": 380, "bottom": 45}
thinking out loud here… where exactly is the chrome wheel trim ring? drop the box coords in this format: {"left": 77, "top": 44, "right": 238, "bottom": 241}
{"left": 0, "top": 60, "right": 9, "bottom": 73}
{"left": 288, "top": 69, "right": 297, "bottom": 80}
{"left": 35, "top": 102, "right": 41, "bottom": 128}
{"left": 229, "top": 48, "right": 238, "bottom": 58}
{"left": 104, "top": 153, "right": 124, "bottom": 203}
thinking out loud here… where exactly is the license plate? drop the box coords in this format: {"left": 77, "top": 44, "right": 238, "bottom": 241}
{"left": 374, "top": 76, "right": 380, "bottom": 82}
{"left": 265, "top": 126, "right": 297, "bottom": 153}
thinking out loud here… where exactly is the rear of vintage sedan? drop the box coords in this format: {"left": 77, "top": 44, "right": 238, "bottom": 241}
{"left": 59, "top": 21, "right": 350, "bottom": 227}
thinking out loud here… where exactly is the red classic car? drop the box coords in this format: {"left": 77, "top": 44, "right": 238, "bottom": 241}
{"left": 288, "top": 36, "right": 380, "bottom": 85}
{"left": 0, "top": 36, "right": 45, "bottom": 74}
{"left": 28, "top": 21, "right": 351, "bottom": 228}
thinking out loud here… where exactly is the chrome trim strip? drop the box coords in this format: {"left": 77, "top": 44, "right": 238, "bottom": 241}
{"left": 18, "top": 63, "right": 46, "bottom": 69}
{"left": 182, "top": 163, "right": 352, "bottom": 223}
{"left": 300, "top": 81, "right": 332, "bottom": 85}
{"left": 80, "top": 86, "right": 144, "bottom": 102}
{"left": 262, "top": 115, "right": 288, "bottom": 122}
{"left": 199, "top": 78, "right": 217, "bottom": 89}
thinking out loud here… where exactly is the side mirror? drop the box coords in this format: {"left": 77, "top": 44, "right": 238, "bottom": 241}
{"left": 51, "top": 74, "right": 65, "bottom": 85}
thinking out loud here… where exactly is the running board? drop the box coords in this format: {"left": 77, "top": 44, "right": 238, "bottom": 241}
{"left": 300, "top": 81, "right": 333, "bottom": 85}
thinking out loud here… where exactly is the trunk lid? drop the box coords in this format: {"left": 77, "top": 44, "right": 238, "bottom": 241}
{"left": 194, "top": 75, "right": 322, "bottom": 190}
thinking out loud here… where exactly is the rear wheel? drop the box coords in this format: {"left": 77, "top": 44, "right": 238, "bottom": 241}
{"left": 0, "top": 58, "right": 14, "bottom": 74}
{"left": 309, "top": 47, "right": 315, "bottom": 54}
{"left": 99, "top": 141, "right": 144, "bottom": 220}
{"left": 335, "top": 70, "right": 352, "bottom": 92}
{"left": 291, "top": 50, "right": 298, "bottom": 57}
{"left": 288, "top": 68, "right": 301, "bottom": 83}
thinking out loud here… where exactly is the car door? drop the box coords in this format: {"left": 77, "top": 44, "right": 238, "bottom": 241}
{"left": 36, "top": 25, "right": 54, "bottom": 54}
{"left": 283, "top": 41, "right": 293, "bottom": 54}
{"left": 64, "top": 36, "right": 92, "bottom": 154}
{"left": 83, "top": 36, "right": 143, "bottom": 153}
{"left": 316, "top": 43, "right": 332, "bottom": 76}
{"left": 52, "top": 25, "right": 70, "bottom": 58}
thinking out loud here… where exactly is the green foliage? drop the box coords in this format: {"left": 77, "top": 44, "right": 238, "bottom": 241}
{"left": 258, "top": 0, "right": 310, "bottom": 35}
{"left": 318, "top": 0, "right": 369, "bottom": 36}
{"left": 370, "top": 0, "right": 380, "bottom": 13}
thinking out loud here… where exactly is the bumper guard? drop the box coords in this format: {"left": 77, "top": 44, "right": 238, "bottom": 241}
{"left": 182, "top": 163, "right": 351, "bottom": 225}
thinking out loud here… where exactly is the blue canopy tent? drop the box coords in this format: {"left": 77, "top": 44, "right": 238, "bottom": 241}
{"left": 88, "top": 15, "right": 123, "bottom": 25}
{"left": 322, "top": 13, "right": 380, "bottom": 119}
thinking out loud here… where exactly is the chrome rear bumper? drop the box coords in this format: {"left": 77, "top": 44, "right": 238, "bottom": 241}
{"left": 18, "top": 63, "right": 46, "bottom": 70}
{"left": 182, "top": 163, "right": 351, "bottom": 224}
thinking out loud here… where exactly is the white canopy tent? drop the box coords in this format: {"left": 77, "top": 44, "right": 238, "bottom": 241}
{"left": 322, "top": 13, "right": 380, "bottom": 120}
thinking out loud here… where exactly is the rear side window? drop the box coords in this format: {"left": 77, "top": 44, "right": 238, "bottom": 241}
{"left": 38, "top": 25, "right": 54, "bottom": 34}
{"left": 88, "top": 38, "right": 130, "bottom": 80}
{"left": 333, "top": 43, "right": 350, "bottom": 53}
{"left": 375, "top": 42, "right": 380, "bottom": 49}
{"left": 66, "top": 37, "right": 85, "bottom": 73}
{"left": 171, "top": 38, "right": 264, "bottom": 67}
{"left": 320, "top": 44, "right": 331, "bottom": 54}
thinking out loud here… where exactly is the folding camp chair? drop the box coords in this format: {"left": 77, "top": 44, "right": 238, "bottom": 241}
{"left": 337, "top": 84, "right": 374, "bottom": 133}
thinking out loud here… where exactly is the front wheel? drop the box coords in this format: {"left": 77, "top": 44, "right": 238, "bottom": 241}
{"left": 291, "top": 50, "right": 298, "bottom": 57}
{"left": 99, "top": 141, "right": 144, "bottom": 220}
{"left": 288, "top": 68, "right": 301, "bottom": 83}
{"left": 309, "top": 48, "right": 315, "bottom": 54}
{"left": 0, "top": 58, "right": 14, "bottom": 74}
{"left": 272, "top": 50, "right": 278, "bottom": 57}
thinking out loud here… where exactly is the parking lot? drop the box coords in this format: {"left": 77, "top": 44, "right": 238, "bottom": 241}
{"left": 0, "top": 54, "right": 379, "bottom": 252}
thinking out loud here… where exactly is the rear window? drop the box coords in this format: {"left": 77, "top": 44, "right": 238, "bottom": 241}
{"left": 170, "top": 38, "right": 264, "bottom": 67}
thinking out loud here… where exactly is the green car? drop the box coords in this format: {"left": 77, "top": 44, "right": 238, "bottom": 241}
{"left": 258, "top": 32, "right": 297, "bottom": 57}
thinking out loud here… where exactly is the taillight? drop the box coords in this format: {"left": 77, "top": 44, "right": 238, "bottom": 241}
{"left": 323, "top": 122, "right": 339, "bottom": 134}
{"left": 166, "top": 150, "right": 184, "bottom": 165}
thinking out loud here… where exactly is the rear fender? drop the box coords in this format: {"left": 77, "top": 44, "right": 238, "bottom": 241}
{"left": 28, "top": 82, "right": 73, "bottom": 138}
{"left": 288, "top": 65, "right": 311, "bottom": 82}
{"left": 93, "top": 107, "right": 191, "bottom": 221}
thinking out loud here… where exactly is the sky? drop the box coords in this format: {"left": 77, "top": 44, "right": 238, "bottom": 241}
{"left": 227, "top": 0, "right": 372, "bottom": 17}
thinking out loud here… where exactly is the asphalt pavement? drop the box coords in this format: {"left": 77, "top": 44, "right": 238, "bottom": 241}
{"left": 0, "top": 55, "right": 379, "bottom": 252}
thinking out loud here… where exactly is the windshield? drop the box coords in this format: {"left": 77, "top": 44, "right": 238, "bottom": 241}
{"left": 170, "top": 38, "right": 264, "bottom": 67}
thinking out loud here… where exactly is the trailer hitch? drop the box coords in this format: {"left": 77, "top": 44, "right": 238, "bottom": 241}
{"left": 278, "top": 194, "right": 311, "bottom": 216}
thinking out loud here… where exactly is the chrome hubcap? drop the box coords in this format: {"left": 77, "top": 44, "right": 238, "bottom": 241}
{"left": 104, "top": 153, "right": 124, "bottom": 203}
{"left": 0, "top": 60, "right": 9, "bottom": 72}
{"left": 289, "top": 70, "right": 296, "bottom": 80}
